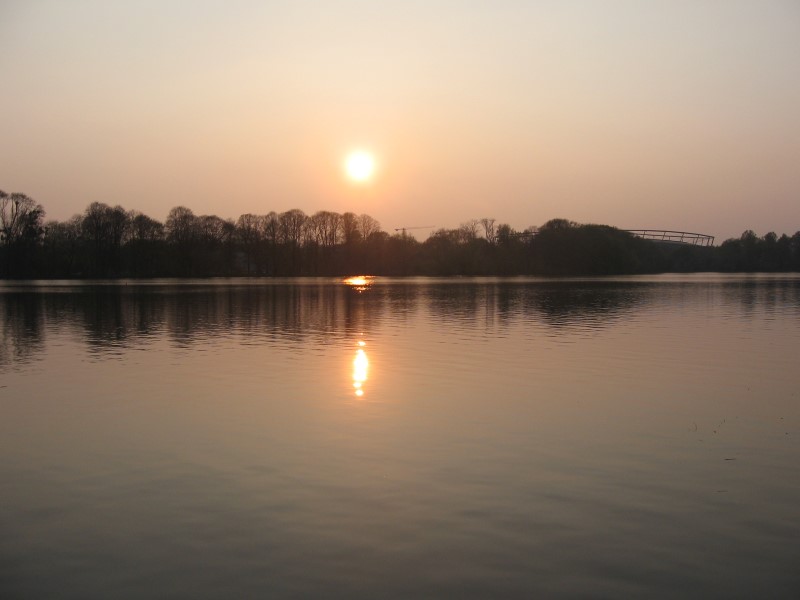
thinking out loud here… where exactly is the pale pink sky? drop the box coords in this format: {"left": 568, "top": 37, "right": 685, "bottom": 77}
{"left": 1, "top": 0, "right": 798, "bottom": 241}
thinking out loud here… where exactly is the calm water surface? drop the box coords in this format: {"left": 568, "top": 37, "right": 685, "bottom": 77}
{"left": 1, "top": 275, "right": 799, "bottom": 598}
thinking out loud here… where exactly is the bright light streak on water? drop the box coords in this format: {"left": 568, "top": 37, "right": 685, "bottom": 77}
{"left": 353, "top": 343, "right": 369, "bottom": 397}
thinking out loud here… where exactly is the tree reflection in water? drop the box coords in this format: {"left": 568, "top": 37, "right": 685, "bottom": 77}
{"left": 2, "top": 276, "right": 798, "bottom": 372}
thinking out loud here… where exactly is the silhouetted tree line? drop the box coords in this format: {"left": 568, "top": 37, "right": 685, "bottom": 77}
{"left": 2, "top": 191, "right": 799, "bottom": 278}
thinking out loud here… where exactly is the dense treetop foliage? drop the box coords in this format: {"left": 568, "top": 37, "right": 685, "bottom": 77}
{"left": 1, "top": 191, "right": 798, "bottom": 278}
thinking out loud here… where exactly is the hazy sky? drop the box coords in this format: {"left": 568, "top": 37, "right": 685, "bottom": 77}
{"left": 2, "top": 0, "right": 798, "bottom": 240}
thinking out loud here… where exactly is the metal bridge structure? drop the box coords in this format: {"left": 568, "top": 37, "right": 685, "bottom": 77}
{"left": 625, "top": 230, "right": 715, "bottom": 247}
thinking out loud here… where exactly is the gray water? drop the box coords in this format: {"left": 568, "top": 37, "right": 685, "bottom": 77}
{"left": 1, "top": 275, "right": 799, "bottom": 599}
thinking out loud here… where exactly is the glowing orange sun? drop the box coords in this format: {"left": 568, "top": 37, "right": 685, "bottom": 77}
{"left": 345, "top": 151, "right": 376, "bottom": 182}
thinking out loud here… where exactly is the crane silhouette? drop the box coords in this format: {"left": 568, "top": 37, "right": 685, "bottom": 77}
{"left": 394, "top": 225, "right": 436, "bottom": 237}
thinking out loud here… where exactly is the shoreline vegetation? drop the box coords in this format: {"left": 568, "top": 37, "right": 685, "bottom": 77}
{"left": 1, "top": 192, "right": 799, "bottom": 278}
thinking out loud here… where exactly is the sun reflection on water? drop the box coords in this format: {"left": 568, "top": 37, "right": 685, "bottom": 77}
{"left": 352, "top": 341, "right": 369, "bottom": 397}
{"left": 343, "top": 276, "right": 374, "bottom": 292}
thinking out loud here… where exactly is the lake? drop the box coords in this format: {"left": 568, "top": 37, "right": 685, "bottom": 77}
{"left": 1, "top": 275, "right": 798, "bottom": 598}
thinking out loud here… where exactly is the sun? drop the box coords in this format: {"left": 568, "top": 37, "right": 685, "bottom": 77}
{"left": 345, "top": 151, "right": 376, "bottom": 183}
